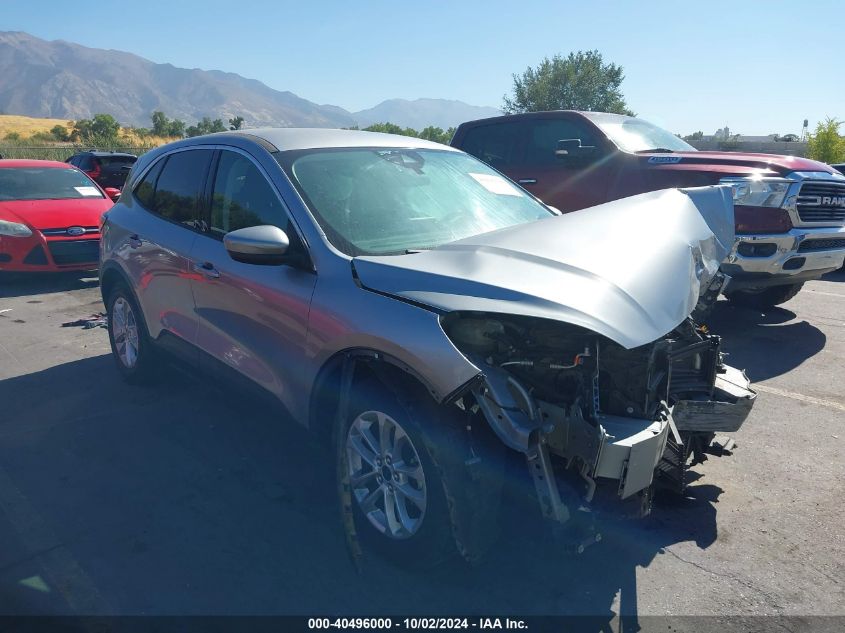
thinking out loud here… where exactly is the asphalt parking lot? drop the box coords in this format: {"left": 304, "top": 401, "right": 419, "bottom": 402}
{"left": 0, "top": 270, "right": 843, "bottom": 622}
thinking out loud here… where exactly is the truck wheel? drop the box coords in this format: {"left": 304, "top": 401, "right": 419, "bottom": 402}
{"left": 725, "top": 282, "right": 803, "bottom": 309}
{"left": 337, "top": 379, "right": 500, "bottom": 567}
{"left": 106, "top": 284, "right": 158, "bottom": 383}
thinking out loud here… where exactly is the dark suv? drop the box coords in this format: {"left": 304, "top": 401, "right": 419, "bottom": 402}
{"left": 66, "top": 151, "right": 137, "bottom": 190}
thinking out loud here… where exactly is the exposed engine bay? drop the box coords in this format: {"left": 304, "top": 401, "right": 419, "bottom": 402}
{"left": 443, "top": 311, "right": 756, "bottom": 528}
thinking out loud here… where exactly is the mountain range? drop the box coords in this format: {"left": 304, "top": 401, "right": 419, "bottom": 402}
{"left": 0, "top": 31, "right": 501, "bottom": 131}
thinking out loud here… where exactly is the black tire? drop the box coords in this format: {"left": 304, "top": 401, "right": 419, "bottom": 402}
{"left": 336, "top": 377, "right": 501, "bottom": 568}
{"left": 725, "top": 282, "right": 803, "bottom": 309}
{"left": 106, "top": 283, "right": 158, "bottom": 383}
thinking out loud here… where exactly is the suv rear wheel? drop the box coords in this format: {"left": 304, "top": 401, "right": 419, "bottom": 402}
{"left": 725, "top": 282, "right": 803, "bottom": 309}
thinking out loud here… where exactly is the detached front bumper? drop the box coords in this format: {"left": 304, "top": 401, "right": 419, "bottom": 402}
{"left": 721, "top": 226, "right": 845, "bottom": 290}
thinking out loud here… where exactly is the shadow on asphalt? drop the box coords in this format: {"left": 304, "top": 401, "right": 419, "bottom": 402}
{"left": 705, "top": 300, "right": 826, "bottom": 383}
{"left": 821, "top": 267, "right": 845, "bottom": 282}
{"left": 0, "top": 353, "right": 722, "bottom": 625}
{"left": 0, "top": 271, "right": 99, "bottom": 299}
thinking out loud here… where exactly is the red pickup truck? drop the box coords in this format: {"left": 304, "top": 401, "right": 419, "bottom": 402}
{"left": 451, "top": 111, "right": 845, "bottom": 308}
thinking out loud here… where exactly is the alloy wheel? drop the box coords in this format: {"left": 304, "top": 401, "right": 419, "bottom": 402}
{"left": 346, "top": 410, "right": 428, "bottom": 539}
{"left": 111, "top": 296, "right": 140, "bottom": 369}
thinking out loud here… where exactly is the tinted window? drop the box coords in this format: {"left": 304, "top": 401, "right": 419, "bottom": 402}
{"left": 149, "top": 150, "right": 213, "bottom": 226}
{"left": 460, "top": 122, "right": 523, "bottom": 168}
{"left": 99, "top": 156, "right": 137, "bottom": 168}
{"left": 134, "top": 157, "right": 166, "bottom": 209}
{"left": 523, "top": 119, "right": 601, "bottom": 166}
{"left": 0, "top": 167, "right": 104, "bottom": 201}
{"left": 210, "top": 151, "right": 286, "bottom": 237}
{"left": 78, "top": 155, "right": 95, "bottom": 171}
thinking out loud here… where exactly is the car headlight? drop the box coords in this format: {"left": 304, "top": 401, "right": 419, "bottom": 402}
{"left": 719, "top": 176, "right": 791, "bottom": 208}
{"left": 0, "top": 219, "right": 33, "bottom": 237}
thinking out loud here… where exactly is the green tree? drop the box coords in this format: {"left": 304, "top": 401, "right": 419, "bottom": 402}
{"left": 151, "top": 111, "right": 186, "bottom": 137}
{"left": 363, "top": 122, "right": 419, "bottom": 137}
{"left": 151, "top": 111, "right": 170, "bottom": 136}
{"left": 684, "top": 131, "right": 704, "bottom": 142}
{"left": 167, "top": 119, "right": 186, "bottom": 137}
{"left": 49, "top": 124, "right": 71, "bottom": 142}
{"left": 806, "top": 118, "right": 845, "bottom": 163}
{"left": 185, "top": 117, "right": 227, "bottom": 138}
{"left": 72, "top": 114, "right": 120, "bottom": 141}
{"left": 229, "top": 116, "right": 244, "bottom": 130}
{"left": 503, "top": 50, "right": 633, "bottom": 115}
{"left": 418, "top": 126, "right": 455, "bottom": 144}
{"left": 89, "top": 114, "right": 120, "bottom": 138}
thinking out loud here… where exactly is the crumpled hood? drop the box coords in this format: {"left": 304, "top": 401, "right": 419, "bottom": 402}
{"left": 353, "top": 186, "right": 735, "bottom": 349}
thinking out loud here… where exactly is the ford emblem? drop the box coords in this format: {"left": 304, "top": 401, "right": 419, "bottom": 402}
{"left": 66, "top": 226, "right": 85, "bottom": 236}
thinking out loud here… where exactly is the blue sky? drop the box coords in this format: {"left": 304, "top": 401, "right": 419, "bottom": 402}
{"left": 4, "top": 0, "right": 841, "bottom": 135}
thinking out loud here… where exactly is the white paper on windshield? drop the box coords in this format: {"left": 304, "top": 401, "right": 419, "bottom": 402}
{"left": 469, "top": 172, "right": 521, "bottom": 197}
{"left": 74, "top": 186, "right": 101, "bottom": 197}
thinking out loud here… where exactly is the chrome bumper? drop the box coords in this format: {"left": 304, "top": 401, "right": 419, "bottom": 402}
{"left": 721, "top": 225, "right": 845, "bottom": 290}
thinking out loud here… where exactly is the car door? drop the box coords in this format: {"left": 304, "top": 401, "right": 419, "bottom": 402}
{"left": 188, "top": 148, "right": 317, "bottom": 411}
{"left": 506, "top": 117, "right": 613, "bottom": 212}
{"left": 123, "top": 148, "right": 214, "bottom": 358}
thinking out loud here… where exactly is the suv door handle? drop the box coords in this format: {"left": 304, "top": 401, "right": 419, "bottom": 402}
{"left": 128, "top": 234, "right": 143, "bottom": 248}
{"left": 192, "top": 261, "right": 220, "bottom": 279}
{"left": 518, "top": 178, "right": 537, "bottom": 185}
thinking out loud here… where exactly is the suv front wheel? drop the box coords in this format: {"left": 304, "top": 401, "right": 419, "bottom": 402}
{"left": 107, "top": 284, "right": 157, "bottom": 383}
{"left": 337, "top": 380, "right": 501, "bottom": 567}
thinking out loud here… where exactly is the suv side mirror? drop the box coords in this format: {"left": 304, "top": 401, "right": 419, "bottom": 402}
{"left": 224, "top": 225, "right": 289, "bottom": 265}
{"left": 555, "top": 138, "right": 596, "bottom": 159}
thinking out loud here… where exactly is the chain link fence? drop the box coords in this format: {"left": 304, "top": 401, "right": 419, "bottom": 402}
{"left": 0, "top": 145, "right": 157, "bottom": 161}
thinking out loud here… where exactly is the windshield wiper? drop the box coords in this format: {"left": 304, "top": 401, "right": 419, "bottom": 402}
{"left": 635, "top": 148, "right": 676, "bottom": 153}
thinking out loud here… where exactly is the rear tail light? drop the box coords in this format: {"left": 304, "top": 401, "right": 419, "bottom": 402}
{"left": 734, "top": 205, "right": 793, "bottom": 234}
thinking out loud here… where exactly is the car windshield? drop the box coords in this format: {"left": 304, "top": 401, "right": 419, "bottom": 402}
{"left": 279, "top": 148, "right": 552, "bottom": 255}
{"left": 586, "top": 115, "right": 696, "bottom": 153}
{"left": 0, "top": 167, "right": 105, "bottom": 201}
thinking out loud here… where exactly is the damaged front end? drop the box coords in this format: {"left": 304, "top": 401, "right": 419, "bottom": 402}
{"left": 442, "top": 312, "right": 756, "bottom": 532}
{"left": 353, "top": 185, "right": 756, "bottom": 540}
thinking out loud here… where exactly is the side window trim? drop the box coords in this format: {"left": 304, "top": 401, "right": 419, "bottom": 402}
{"left": 199, "top": 150, "right": 222, "bottom": 233}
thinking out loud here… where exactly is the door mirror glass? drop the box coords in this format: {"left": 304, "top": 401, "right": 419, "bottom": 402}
{"left": 224, "top": 225, "right": 289, "bottom": 265}
{"left": 555, "top": 138, "right": 596, "bottom": 159}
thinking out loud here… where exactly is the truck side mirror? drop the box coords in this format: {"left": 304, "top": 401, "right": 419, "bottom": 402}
{"left": 555, "top": 138, "right": 596, "bottom": 159}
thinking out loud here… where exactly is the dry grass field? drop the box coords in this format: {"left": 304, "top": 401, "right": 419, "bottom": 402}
{"left": 0, "top": 114, "right": 175, "bottom": 159}
{"left": 0, "top": 114, "right": 73, "bottom": 138}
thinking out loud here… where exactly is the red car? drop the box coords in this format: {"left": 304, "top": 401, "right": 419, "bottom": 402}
{"left": 0, "top": 159, "right": 114, "bottom": 273}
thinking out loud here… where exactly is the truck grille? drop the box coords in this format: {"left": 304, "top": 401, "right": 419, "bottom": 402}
{"left": 47, "top": 239, "right": 99, "bottom": 266}
{"left": 796, "top": 182, "right": 845, "bottom": 224}
{"left": 797, "top": 238, "right": 845, "bottom": 252}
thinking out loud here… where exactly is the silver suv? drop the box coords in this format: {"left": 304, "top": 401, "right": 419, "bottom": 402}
{"left": 100, "top": 129, "right": 755, "bottom": 564}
